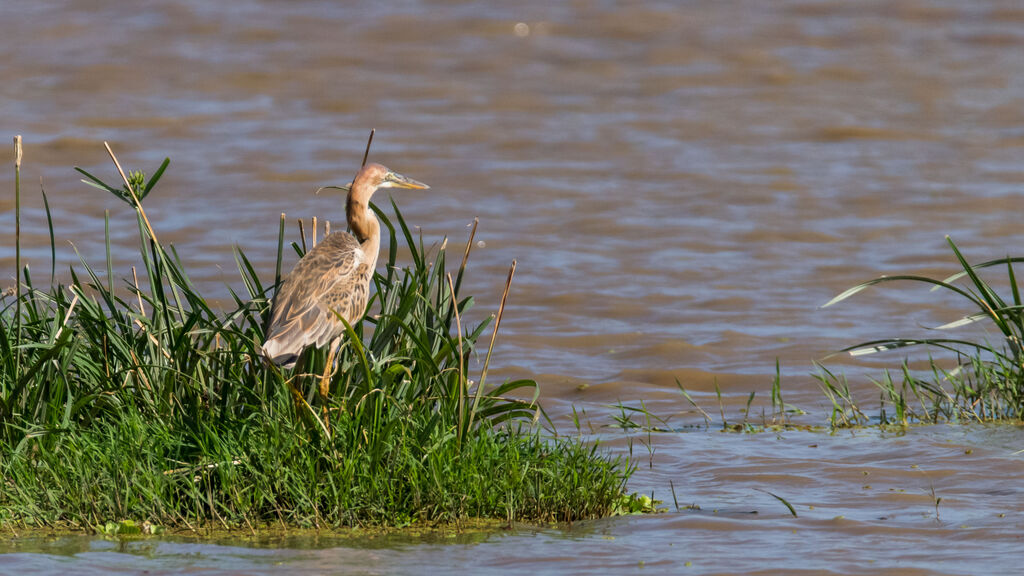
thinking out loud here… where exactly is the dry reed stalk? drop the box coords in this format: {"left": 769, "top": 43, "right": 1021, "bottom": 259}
{"left": 132, "top": 266, "right": 145, "bottom": 315}
{"left": 14, "top": 136, "right": 22, "bottom": 374}
{"left": 276, "top": 213, "right": 286, "bottom": 287}
{"left": 104, "top": 142, "right": 159, "bottom": 245}
{"left": 54, "top": 293, "right": 80, "bottom": 341}
{"left": 469, "top": 259, "right": 516, "bottom": 429}
{"left": 447, "top": 272, "right": 466, "bottom": 444}
{"left": 297, "top": 218, "right": 307, "bottom": 253}
{"left": 361, "top": 129, "right": 375, "bottom": 167}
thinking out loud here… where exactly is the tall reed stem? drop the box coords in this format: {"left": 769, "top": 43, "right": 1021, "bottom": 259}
{"left": 104, "top": 142, "right": 185, "bottom": 324}
{"left": 447, "top": 272, "right": 465, "bottom": 446}
{"left": 469, "top": 260, "right": 516, "bottom": 431}
{"left": 13, "top": 135, "right": 22, "bottom": 375}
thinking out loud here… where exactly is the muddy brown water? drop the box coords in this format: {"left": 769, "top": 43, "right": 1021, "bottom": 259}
{"left": 3, "top": 1, "right": 1024, "bottom": 574}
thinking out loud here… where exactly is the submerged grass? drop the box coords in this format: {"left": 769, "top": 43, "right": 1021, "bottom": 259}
{"left": 821, "top": 236, "right": 1024, "bottom": 425}
{"left": 0, "top": 141, "right": 632, "bottom": 531}
{"left": 644, "top": 232, "right": 1024, "bottom": 431}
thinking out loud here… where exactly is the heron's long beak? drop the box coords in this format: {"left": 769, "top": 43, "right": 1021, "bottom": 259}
{"left": 385, "top": 170, "right": 430, "bottom": 190}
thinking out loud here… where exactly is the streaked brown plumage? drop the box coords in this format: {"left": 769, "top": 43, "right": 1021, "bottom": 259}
{"left": 261, "top": 162, "right": 429, "bottom": 367}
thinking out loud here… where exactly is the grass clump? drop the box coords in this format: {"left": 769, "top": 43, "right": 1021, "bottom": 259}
{"left": 822, "top": 235, "right": 1024, "bottom": 425}
{"left": 0, "top": 141, "right": 632, "bottom": 531}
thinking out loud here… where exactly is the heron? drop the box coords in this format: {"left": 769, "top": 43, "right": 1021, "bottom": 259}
{"left": 260, "top": 162, "right": 429, "bottom": 405}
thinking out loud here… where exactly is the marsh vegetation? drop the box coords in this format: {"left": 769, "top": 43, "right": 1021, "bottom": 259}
{"left": 0, "top": 143, "right": 633, "bottom": 531}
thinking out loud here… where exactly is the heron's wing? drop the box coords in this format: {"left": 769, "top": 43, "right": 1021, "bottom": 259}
{"left": 262, "top": 232, "right": 371, "bottom": 362}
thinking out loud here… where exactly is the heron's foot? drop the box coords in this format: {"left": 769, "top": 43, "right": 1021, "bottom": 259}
{"left": 286, "top": 379, "right": 305, "bottom": 409}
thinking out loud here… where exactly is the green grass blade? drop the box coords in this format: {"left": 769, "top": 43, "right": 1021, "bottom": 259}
{"left": 142, "top": 158, "right": 170, "bottom": 198}
{"left": 41, "top": 187, "right": 56, "bottom": 284}
{"left": 823, "top": 274, "right": 986, "bottom": 309}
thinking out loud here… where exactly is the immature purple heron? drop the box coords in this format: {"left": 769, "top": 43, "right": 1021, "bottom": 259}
{"left": 260, "top": 163, "right": 429, "bottom": 384}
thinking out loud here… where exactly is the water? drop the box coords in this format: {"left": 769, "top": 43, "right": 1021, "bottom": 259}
{"left": 3, "top": 0, "right": 1024, "bottom": 573}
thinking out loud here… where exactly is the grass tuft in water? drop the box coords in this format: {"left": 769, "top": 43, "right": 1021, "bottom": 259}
{"left": 822, "top": 235, "right": 1024, "bottom": 425}
{"left": 0, "top": 143, "right": 632, "bottom": 531}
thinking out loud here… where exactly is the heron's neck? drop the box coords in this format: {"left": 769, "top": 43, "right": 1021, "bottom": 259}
{"left": 346, "top": 195, "right": 378, "bottom": 244}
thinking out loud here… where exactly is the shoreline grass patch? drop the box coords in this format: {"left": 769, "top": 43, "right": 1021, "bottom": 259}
{"left": 0, "top": 141, "right": 632, "bottom": 532}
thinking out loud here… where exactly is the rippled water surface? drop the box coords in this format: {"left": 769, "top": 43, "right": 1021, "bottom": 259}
{"left": 3, "top": 0, "right": 1024, "bottom": 574}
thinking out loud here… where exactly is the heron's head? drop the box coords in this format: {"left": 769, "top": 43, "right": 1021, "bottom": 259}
{"left": 317, "top": 163, "right": 429, "bottom": 199}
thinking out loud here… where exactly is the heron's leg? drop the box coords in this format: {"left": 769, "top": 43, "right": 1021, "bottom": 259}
{"left": 319, "top": 337, "right": 342, "bottom": 399}
{"left": 318, "top": 337, "right": 342, "bottom": 435}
